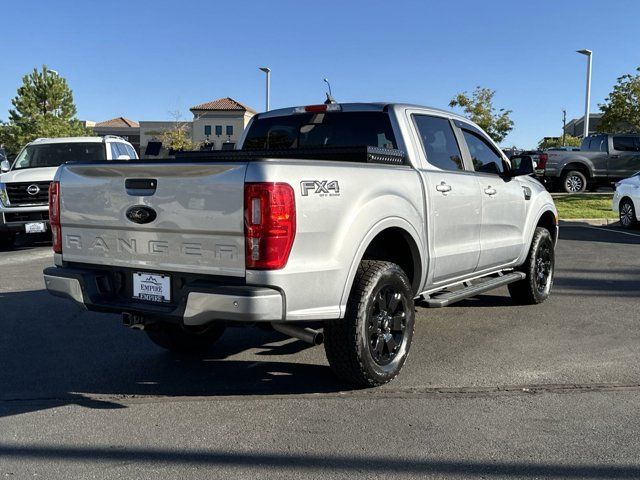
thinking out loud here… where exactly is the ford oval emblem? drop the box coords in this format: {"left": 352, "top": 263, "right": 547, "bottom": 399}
{"left": 126, "top": 205, "right": 157, "bottom": 224}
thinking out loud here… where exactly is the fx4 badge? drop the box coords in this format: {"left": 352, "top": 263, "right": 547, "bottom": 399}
{"left": 300, "top": 180, "right": 340, "bottom": 197}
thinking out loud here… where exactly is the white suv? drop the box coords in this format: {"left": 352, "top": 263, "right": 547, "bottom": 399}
{"left": 0, "top": 136, "right": 138, "bottom": 249}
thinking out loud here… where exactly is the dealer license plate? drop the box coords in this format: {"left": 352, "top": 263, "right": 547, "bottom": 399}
{"left": 25, "top": 222, "right": 47, "bottom": 233}
{"left": 133, "top": 272, "right": 171, "bottom": 303}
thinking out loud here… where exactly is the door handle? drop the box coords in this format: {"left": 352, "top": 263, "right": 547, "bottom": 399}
{"left": 484, "top": 186, "right": 497, "bottom": 196}
{"left": 436, "top": 182, "right": 452, "bottom": 193}
{"left": 610, "top": 154, "right": 620, "bottom": 159}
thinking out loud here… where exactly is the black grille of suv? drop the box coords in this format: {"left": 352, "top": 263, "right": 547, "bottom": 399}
{"left": 5, "top": 182, "right": 51, "bottom": 206}
{"left": 3, "top": 211, "right": 50, "bottom": 223}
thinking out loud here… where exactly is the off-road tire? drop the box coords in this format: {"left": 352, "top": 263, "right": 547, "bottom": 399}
{"left": 508, "top": 227, "right": 555, "bottom": 305}
{"left": 561, "top": 170, "right": 587, "bottom": 193}
{"left": 324, "top": 260, "right": 415, "bottom": 387}
{"left": 146, "top": 322, "right": 226, "bottom": 354}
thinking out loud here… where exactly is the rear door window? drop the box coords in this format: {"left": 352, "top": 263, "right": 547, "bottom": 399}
{"left": 461, "top": 130, "right": 505, "bottom": 174}
{"left": 413, "top": 115, "right": 464, "bottom": 171}
{"left": 613, "top": 136, "right": 640, "bottom": 152}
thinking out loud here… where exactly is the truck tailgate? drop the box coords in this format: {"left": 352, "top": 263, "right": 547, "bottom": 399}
{"left": 58, "top": 162, "right": 247, "bottom": 277}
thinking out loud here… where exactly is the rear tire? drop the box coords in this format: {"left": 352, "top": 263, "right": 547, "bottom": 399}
{"left": 561, "top": 170, "right": 587, "bottom": 193}
{"left": 619, "top": 198, "right": 637, "bottom": 229}
{"left": 324, "top": 260, "right": 415, "bottom": 387}
{"left": 145, "top": 322, "right": 226, "bottom": 354}
{"left": 0, "top": 233, "right": 16, "bottom": 250}
{"left": 509, "top": 227, "right": 555, "bottom": 305}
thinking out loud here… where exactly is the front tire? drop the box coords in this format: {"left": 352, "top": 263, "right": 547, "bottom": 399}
{"left": 509, "top": 227, "right": 555, "bottom": 305}
{"left": 324, "top": 260, "right": 415, "bottom": 387}
{"left": 145, "top": 322, "right": 226, "bottom": 354}
{"left": 561, "top": 170, "right": 587, "bottom": 193}
{"left": 619, "top": 199, "right": 637, "bottom": 229}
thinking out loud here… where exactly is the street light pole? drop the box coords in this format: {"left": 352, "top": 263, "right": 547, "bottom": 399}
{"left": 562, "top": 109, "right": 566, "bottom": 146}
{"left": 259, "top": 67, "right": 271, "bottom": 111}
{"left": 576, "top": 49, "right": 592, "bottom": 138}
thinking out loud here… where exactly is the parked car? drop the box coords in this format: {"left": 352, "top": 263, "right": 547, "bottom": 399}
{"left": 612, "top": 172, "right": 640, "bottom": 229}
{"left": 542, "top": 134, "right": 640, "bottom": 193}
{"left": 0, "top": 135, "right": 138, "bottom": 249}
{"left": 43, "top": 102, "right": 557, "bottom": 386}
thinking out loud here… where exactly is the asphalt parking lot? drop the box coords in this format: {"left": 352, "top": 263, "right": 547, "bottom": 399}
{"left": 1, "top": 225, "right": 639, "bottom": 479}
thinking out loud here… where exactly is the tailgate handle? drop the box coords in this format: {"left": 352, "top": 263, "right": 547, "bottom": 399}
{"left": 125, "top": 178, "right": 157, "bottom": 196}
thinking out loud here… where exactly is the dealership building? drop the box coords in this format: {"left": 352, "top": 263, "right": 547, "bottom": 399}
{"left": 89, "top": 97, "right": 256, "bottom": 157}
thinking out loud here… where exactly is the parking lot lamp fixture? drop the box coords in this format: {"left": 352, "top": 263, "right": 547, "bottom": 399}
{"left": 576, "top": 49, "right": 592, "bottom": 138}
{"left": 259, "top": 67, "right": 271, "bottom": 112}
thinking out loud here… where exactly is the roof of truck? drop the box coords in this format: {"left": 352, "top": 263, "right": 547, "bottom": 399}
{"left": 257, "top": 102, "right": 470, "bottom": 122}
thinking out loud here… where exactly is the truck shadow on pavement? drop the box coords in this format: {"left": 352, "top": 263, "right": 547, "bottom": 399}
{"left": 0, "top": 289, "right": 346, "bottom": 419}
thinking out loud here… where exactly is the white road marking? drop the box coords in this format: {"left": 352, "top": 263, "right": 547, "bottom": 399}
{"left": 581, "top": 226, "right": 640, "bottom": 238}
{"left": 0, "top": 248, "right": 53, "bottom": 266}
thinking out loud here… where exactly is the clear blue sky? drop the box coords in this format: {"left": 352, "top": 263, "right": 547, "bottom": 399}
{"left": 2, "top": 0, "right": 638, "bottom": 148}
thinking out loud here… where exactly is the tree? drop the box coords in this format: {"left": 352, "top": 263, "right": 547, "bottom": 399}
{"left": 160, "top": 111, "right": 198, "bottom": 152}
{"left": 598, "top": 67, "right": 640, "bottom": 133}
{"left": 1, "top": 65, "right": 91, "bottom": 154}
{"left": 449, "top": 87, "right": 514, "bottom": 143}
{"left": 538, "top": 134, "right": 582, "bottom": 150}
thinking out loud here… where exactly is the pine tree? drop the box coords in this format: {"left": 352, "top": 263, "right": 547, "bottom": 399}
{"left": 1, "top": 65, "right": 91, "bottom": 154}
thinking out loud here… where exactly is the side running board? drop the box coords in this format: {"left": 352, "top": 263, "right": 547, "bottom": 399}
{"left": 424, "top": 272, "right": 526, "bottom": 308}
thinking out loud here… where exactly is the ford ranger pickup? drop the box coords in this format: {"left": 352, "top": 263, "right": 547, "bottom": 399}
{"left": 43, "top": 103, "right": 558, "bottom": 386}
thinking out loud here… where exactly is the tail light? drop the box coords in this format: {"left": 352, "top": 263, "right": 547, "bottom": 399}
{"left": 48, "top": 181, "right": 62, "bottom": 253}
{"left": 537, "top": 153, "right": 548, "bottom": 170}
{"left": 244, "top": 183, "right": 296, "bottom": 269}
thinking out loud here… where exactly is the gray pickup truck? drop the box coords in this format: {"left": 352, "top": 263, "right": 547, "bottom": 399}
{"left": 43, "top": 102, "right": 558, "bottom": 386}
{"left": 542, "top": 133, "right": 640, "bottom": 192}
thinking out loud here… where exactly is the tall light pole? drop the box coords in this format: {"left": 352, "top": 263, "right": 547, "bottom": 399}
{"left": 577, "top": 49, "right": 592, "bottom": 138}
{"left": 259, "top": 67, "right": 270, "bottom": 111}
{"left": 562, "top": 109, "right": 567, "bottom": 146}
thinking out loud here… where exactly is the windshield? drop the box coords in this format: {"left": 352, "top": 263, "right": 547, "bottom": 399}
{"left": 12, "top": 142, "right": 106, "bottom": 170}
{"left": 243, "top": 111, "right": 397, "bottom": 150}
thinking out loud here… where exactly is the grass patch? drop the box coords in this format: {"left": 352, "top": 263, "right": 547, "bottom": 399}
{"left": 553, "top": 194, "right": 616, "bottom": 219}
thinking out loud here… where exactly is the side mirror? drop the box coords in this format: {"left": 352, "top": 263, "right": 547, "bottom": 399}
{"left": 0, "top": 160, "right": 10, "bottom": 173}
{"left": 116, "top": 154, "right": 131, "bottom": 161}
{"left": 509, "top": 155, "right": 534, "bottom": 177}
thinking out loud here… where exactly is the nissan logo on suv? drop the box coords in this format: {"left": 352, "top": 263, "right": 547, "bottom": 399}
{"left": 26, "top": 184, "right": 40, "bottom": 195}
{"left": 126, "top": 205, "right": 157, "bottom": 224}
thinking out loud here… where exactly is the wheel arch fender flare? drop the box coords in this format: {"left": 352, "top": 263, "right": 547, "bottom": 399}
{"left": 560, "top": 158, "right": 593, "bottom": 177}
{"left": 338, "top": 217, "right": 425, "bottom": 318}
{"left": 519, "top": 205, "right": 558, "bottom": 264}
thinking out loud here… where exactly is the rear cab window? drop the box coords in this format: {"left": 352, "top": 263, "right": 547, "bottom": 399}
{"left": 242, "top": 111, "right": 397, "bottom": 151}
{"left": 583, "top": 135, "right": 607, "bottom": 152}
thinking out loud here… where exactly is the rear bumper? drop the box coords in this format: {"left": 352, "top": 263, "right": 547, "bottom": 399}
{"left": 43, "top": 266, "right": 283, "bottom": 326}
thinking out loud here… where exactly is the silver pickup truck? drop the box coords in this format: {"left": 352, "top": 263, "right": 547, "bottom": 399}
{"left": 43, "top": 102, "right": 558, "bottom": 386}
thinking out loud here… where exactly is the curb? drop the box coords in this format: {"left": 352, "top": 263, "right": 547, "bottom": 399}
{"left": 559, "top": 218, "right": 619, "bottom": 226}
